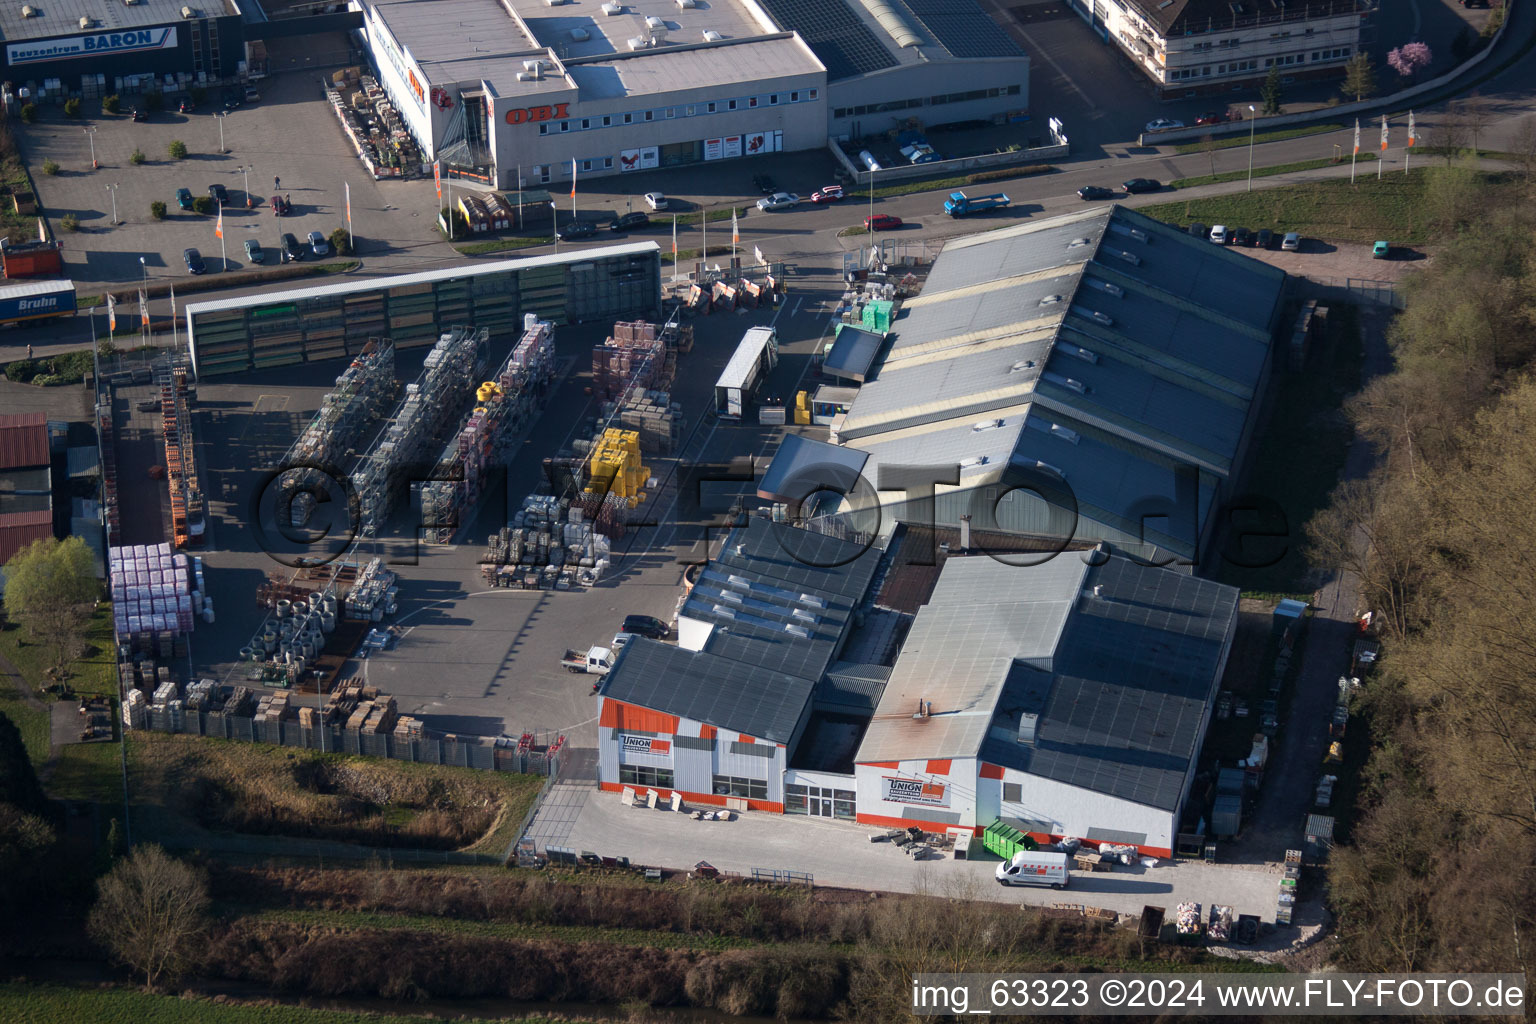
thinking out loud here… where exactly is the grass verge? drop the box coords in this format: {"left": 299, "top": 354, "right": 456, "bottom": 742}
{"left": 1216, "top": 302, "right": 1364, "bottom": 594}
{"left": 453, "top": 237, "right": 546, "bottom": 256}
{"left": 243, "top": 907, "right": 762, "bottom": 951}
{"left": 1173, "top": 122, "right": 1347, "bottom": 154}
{"left": 1140, "top": 167, "right": 1474, "bottom": 244}
{"left": 845, "top": 163, "right": 1056, "bottom": 202}
{"left": 48, "top": 739, "right": 124, "bottom": 803}
{"left": 0, "top": 660, "right": 50, "bottom": 767}
{"left": 0, "top": 605, "right": 117, "bottom": 696}
{"left": 1171, "top": 153, "right": 1374, "bottom": 189}
{"left": 0, "top": 982, "right": 549, "bottom": 1024}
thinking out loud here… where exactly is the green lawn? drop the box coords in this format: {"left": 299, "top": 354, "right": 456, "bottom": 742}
{"left": 48, "top": 738, "right": 125, "bottom": 803}
{"left": 0, "top": 605, "right": 117, "bottom": 697}
{"left": 1174, "top": 123, "right": 1347, "bottom": 154}
{"left": 0, "top": 982, "right": 559, "bottom": 1024}
{"left": 453, "top": 237, "right": 546, "bottom": 256}
{"left": 1142, "top": 168, "right": 1450, "bottom": 244}
{"left": 1171, "top": 153, "right": 1375, "bottom": 189}
{"left": 0, "top": 665, "right": 50, "bottom": 767}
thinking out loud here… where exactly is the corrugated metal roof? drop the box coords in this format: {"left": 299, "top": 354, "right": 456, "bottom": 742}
{"left": 0, "top": 509, "right": 52, "bottom": 565}
{"left": 65, "top": 446, "right": 99, "bottom": 479}
{"left": 817, "top": 661, "right": 892, "bottom": 711}
{"left": 604, "top": 639, "right": 812, "bottom": 743}
{"left": 856, "top": 552, "right": 1236, "bottom": 810}
{"left": 0, "top": 413, "right": 48, "bottom": 471}
{"left": 184, "top": 242, "right": 660, "bottom": 316}
{"left": 757, "top": 433, "right": 868, "bottom": 503}
{"left": 823, "top": 325, "right": 885, "bottom": 383}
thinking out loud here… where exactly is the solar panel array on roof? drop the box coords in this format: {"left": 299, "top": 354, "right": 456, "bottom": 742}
{"left": 753, "top": 0, "right": 898, "bottom": 80}
{"left": 895, "top": 0, "right": 1025, "bottom": 58}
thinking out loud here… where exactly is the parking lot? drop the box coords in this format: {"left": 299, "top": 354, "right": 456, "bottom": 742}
{"left": 184, "top": 270, "right": 844, "bottom": 749}
{"left": 24, "top": 70, "right": 458, "bottom": 292}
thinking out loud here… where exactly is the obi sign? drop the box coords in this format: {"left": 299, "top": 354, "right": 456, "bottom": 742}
{"left": 8, "top": 27, "right": 176, "bottom": 65}
{"left": 620, "top": 734, "right": 671, "bottom": 757}
{"left": 882, "top": 776, "right": 948, "bottom": 807}
{"left": 505, "top": 103, "right": 571, "bottom": 125}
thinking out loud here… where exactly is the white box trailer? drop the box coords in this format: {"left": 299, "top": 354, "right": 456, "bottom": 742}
{"left": 714, "top": 326, "right": 778, "bottom": 419}
{"left": 995, "top": 850, "right": 1071, "bottom": 889}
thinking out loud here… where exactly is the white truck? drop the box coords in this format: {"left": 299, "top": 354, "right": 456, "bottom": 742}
{"left": 995, "top": 850, "right": 1070, "bottom": 890}
{"left": 561, "top": 646, "right": 615, "bottom": 675}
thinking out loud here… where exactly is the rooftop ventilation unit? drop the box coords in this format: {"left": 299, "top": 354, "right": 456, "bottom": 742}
{"left": 601, "top": 1, "right": 622, "bottom": 11}
{"left": 784, "top": 623, "right": 811, "bottom": 638}
{"left": 712, "top": 605, "right": 737, "bottom": 619}
{"left": 798, "top": 593, "right": 826, "bottom": 608}
{"left": 1040, "top": 294, "right": 1063, "bottom": 305}
{"left": 1043, "top": 371, "right": 1087, "bottom": 394}
{"left": 1017, "top": 712, "right": 1038, "bottom": 744}
{"left": 791, "top": 608, "right": 818, "bottom": 624}
{"left": 960, "top": 455, "right": 989, "bottom": 468}
{"left": 1009, "top": 359, "right": 1037, "bottom": 373}
{"left": 1088, "top": 311, "right": 1114, "bottom": 326}
{"left": 79, "top": 14, "right": 93, "bottom": 26}
{"left": 1108, "top": 248, "right": 1141, "bottom": 266}
{"left": 1050, "top": 423, "right": 1081, "bottom": 444}
{"left": 569, "top": 26, "right": 590, "bottom": 40}
{"left": 19, "top": 4, "right": 34, "bottom": 14}
{"left": 1062, "top": 342, "right": 1100, "bottom": 363}
{"left": 1034, "top": 459, "right": 1065, "bottom": 478}
{"left": 1068, "top": 237, "right": 1091, "bottom": 248}
{"left": 1088, "top": 278, "right": 1124, "bottom": 297}
{"left": 677, "top": 0, "right": 696, "bottom": 7}
{"left": 180, "top": 5, "right": 196, "bottom": 16}
{"left": 701, "top": 28, "right": 722, "bottom": 40}
{"left": 628, "top": 35, "right": 655, "bottom": 48}
{"left": 973, "top": 418, "right": 1005, "bottom": 432}
{"left": 719, "top": 590, "right": 743, "bottom": 604}
{"left": 646, "top": 15, "right": 665, "bottom": 28}
{"left": 522, "top": 59, "right": 544, "bottom": 79}
{"left": 1128, "top": 227, "right": 1150, "bottom": 243}
{"left": 727, "top": 573, "right": 751, "bottom": 590}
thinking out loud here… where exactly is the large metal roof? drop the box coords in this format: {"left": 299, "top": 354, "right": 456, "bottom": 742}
{"left": 822, "top": 325, "right": 886, "bottom": 384}
{"left": 757, "top": 432, "right": 868, "bottom": 504}
{"left": 601, "top": 518, "right": 883, "bottom": 741}
{"left": 857, "top": 553, "right": 1238, "bottom": 810}
{"left": 0, "top": 413, "right": 48, "bottom": 471}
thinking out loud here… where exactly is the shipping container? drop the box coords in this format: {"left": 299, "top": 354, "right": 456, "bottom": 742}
{"left": 0, "top": 239, "right": 64, "bottom": 278}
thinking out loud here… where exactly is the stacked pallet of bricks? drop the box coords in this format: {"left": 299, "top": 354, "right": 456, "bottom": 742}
{"left": 418, "top": 317, "right": 556, "bottom": 542}
{"left": 352, "top": 328, "right": 485, "bottom": 536}
{"left": 110, "top": 543, "right": 195, "bottom": 652}
{"left": 344, "top": 558, "right": 398, "bottom": 621}
{"left": 591, "top": 321, "right": 676, "bottom": 400}
{"left": 158, "top": 364, "right": 206, "bottom": 548}
{"left": 393, "top": 714, "right": 425, "bottom": 743}
{"left": 97, "top": 400, "right": 120, "bottom": 545}
{"left": 611, "top": 386, "right": 682, "bottom": 454}
{"left": 482, "top": 502, "right": 611, "bottom": 585}
{"left": 254, "top": 691, "right": 294, "bottom": 727}
{"left": 184, "top": 678, "right": 217, "bottom": 710}
{"left": 276, "top": 339, "right": 396, "bottom": 526}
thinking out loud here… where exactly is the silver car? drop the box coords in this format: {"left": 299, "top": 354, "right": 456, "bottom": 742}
{"left": 756, "top": 191, "right": 800, "bottom": 211}
{"left": 307, "top": 230, "right": 331, "bottom": 257}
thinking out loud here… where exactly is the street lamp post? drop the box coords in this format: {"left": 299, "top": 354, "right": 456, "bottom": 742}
{"left": 214, "top": 111, "right": 228, "bottom": 154}
{"left": 1246, "top": 105, "right": 1257, "bottom": 192}
{"left": 105, "top": 183, "right": 119, "bottom": 225}
{"left": 240, "top": 165, "right": 251, "bottom": 207}
{"left": 139, "top": 256, "right": 148, "bottom": 347}
{"left": 83, "top": 127, "right": 98, "bottom": 169}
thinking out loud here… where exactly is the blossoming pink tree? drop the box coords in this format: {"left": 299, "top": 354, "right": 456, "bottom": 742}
{"left": 1387, "top": 42, "right": 1433, "bottom": 78}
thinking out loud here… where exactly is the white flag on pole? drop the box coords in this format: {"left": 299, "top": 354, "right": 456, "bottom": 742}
{"left": 107, "top": 293, "right": 116, "bottom": 332}
{"left": 1407, "top": 111, "right": 1417, "bottom": 147}
{"left": 1353, "top": 119, "right": 1360, "bottom": 156}
{"left": 1380, "top": 115, "right": 1388, "bottom": 152}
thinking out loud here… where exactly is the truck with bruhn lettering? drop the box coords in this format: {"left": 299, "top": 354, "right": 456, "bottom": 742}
{"left": 561, "top": 646, "right": 615, "bottom": 675}
{"left": 944, "top": 191, "right": 1012, "bottom": 217}
{"left": 0, "top": 279, "right": 76, "bottom": 328}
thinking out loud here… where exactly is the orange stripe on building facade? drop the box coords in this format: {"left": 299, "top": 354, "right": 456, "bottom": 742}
{"left": 864, "top": 761, "right": 899, "bottom": 769}
{"left": 925, "top": 759, "right": 952, "bottom": 775}
{"left": 979, "top": 763, "right": 1004, "bottom": 780}
{"left": 598, "top": 781, "right": 783, "bottom": 815}
{"left": 598, "top": 698, "right": 680, "bottom": 735}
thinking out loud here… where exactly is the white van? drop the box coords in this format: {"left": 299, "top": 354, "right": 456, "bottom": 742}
{"left": 995, "top": 850, "right": 1070, "bottom": 889}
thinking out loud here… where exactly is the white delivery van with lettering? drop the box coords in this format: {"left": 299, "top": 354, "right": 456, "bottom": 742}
{"left": 995, "top": 850, "right": 1070, "bottom": 889}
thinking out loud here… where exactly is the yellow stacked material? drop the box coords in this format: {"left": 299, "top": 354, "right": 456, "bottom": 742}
{"left": 794, "top": 390, "right": 812, "bottom": 425}
{"left": 586, "top": 428, "right": 649, "bottom": 500}
{"left": 477, "top": 381, "right": 503, "bottom": 402}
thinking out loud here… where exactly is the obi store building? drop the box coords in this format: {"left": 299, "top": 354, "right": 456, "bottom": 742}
{"left": 0, "top": 0, "right": 246, "bottom": 90}
{"left": 594, "top": 517, "right": 1239, "bottom": 857}
{"left": 356, "top": 0, "right": 1028, "bottom": 188}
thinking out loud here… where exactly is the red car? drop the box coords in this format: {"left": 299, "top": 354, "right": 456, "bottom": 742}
{"left": 865, "top": 214, "right": 903, "bottom": 231}
{"left": 1195, "top": 112, "right": 1225, "bottom": 127}
{"left": 811, "top": 185, "right": 845, "bottom": 204}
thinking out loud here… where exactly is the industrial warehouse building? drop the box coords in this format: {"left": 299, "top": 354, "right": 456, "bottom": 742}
{"left": 185, "top": 242, "right": 661, "bottom": 376}
{"left": 355, "top": 0, "right": 1028, "bottom": 187}
{"left": 594, "top": 517, "right": 1239, "bottom": 856}
{"left": 0, "top": 0, "right": 248, "bottom": 91}
{"left": 779, "top": 204, "right": 1288, "bottom": 568}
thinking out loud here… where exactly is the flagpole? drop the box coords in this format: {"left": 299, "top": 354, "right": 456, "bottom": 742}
{"left": 1379, "top": 116, "right": 1386, "bottom": 180}
{"left": 217, "top": 200, "right": 226, "bottom": 268}
{"left": 1351, "top": 118, "right": 1358, "bottom": 184}
{"left": 170, "top": 283, "right": 178, "bottom": 357}
{"left": 570, "top": 158, "right": 577, "bottom": 223}
{"left": 1406, "top": 111, "right": 1414, "bottom": 176}
{"left": 671, "top": 213, "right": 678, "bottom": 281}
{"left": 516, "top": 164, "right": 523, "bottom": 230}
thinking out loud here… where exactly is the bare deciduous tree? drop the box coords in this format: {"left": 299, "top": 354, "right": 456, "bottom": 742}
{"left": 87, "top": 845, "right": 210, "bottom": 989}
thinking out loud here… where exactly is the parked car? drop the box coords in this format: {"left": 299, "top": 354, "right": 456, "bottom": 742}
{"left": 244, "top": 238, "right": 265, "bottom": 264}
{"left": 811, "top": 185, "right": 845, "bottom": 204}
{"left": 1256, "top": 228, "right": 1275, "bottom": 249}
{"left": 1122, "top": 177, "right": 1161, "bottom": 194}
{"left": 865, "top": 214, "right": 903, "bottom": 231}
{"left": 757, "top": 192, "right": 800, "bottom": 211}
{"left": 622, "top": 614, "right": 670, "bottom": 640}
{"left": 558, "top": 220, "right": 597, "bottom": 241}
{"left": 271, "top": 194, "right": 292, "bottom": 217}
{"left": 1282, "top": 231, "right": 1302, "bottom": 251}
{"left": 221, "top": 87, "right": 242, "bottom": 110}
{"left": 1144, "top": 118, "right": 1185, "bottom": 132}
{"left": 752, "top": 174, "right": 777, "bottom": 196}
{"left": 609, "top": 211, "right": 650, "bottom": 233}
{"left": 307, "top": 231, "right": 330, "bottom": 257}
{"left": 1195, "top": 112, "right": 1225, "bottom": 127}
{"left": 244, "top": 85, "right": 261, "bottom": 103}
{"left": 208, "top": 183, "right": 229, "bottom": 206}
{"left": 1189, "top": 222, "right": 1208, "bottom": 240}
{"left": 183, "top": 248, "right": 206, "bottom": 275}
{"left": 1372, "top": 240, "right": 1390, "bottom": 259}
{"left": 175, "top": 187, "right": 195, "bottom": 211}
{"left": 643, "top": 191, "right": 668, "bottom": 210}
{"left": 1232, "top": 226, "right": 1254, "bottom": 246}
{"left": 1077, "top": 185, "right": 1115, "bottom": 200}
{"left": 1209, "top": 224, "right": 1229, "bottom": 244}
{"left": 281, "top": 232, "right": 304, "bottom": 263}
